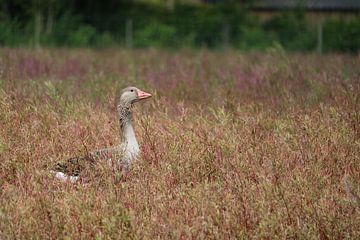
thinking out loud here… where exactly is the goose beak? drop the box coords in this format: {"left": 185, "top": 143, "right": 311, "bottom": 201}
{"left": 138, "top": 90, "right": 152, "bottom": 100}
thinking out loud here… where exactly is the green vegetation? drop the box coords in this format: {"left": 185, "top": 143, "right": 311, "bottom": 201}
{"left": 0, "top": 1, "right": 360, "bottom": 52}
{"left": 0, "top": 48, "right": 359, "bottom": 238}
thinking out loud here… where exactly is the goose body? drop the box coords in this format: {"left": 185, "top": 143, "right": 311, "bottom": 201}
{"left": 53, "top": 86, "right": 152, "bottom": 182}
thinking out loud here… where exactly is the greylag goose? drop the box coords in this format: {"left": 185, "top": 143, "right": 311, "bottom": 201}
{"left": 53, "top": 86, "right": 152, "bottom": 182}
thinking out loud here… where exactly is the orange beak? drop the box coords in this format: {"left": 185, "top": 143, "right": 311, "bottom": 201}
{"left": 137, "top": 89, "right": 152, "bottom": 100}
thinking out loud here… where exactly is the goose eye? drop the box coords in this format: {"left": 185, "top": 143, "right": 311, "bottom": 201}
{"left": 130, "top": 89, "right": 134, "bottom": 92}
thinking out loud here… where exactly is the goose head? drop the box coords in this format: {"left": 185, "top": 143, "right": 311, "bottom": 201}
{"left": 120, "top": 86, "right": 152, "bottom": 105}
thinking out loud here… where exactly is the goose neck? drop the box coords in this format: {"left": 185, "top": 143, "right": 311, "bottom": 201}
{"left": 118, "top": 103, "right": 140, "bottom": 160}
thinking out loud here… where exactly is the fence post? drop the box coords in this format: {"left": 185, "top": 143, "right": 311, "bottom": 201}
{"left": 222, "top": 22, "right": 230, "bottom": 51}
{"left": 126, "top": 18, "right": 133, "bottom": 49}
{"left": 34, "top": 11, "right": 42, "bottom": 48}
{"left": 317, "top": 21, "right": 323, "bottom": 54}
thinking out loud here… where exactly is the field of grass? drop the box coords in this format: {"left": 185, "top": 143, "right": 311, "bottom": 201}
{"left": 0, "top": 48, "right": 359, "bottom": 239}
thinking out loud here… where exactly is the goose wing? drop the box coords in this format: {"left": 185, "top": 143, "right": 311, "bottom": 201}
{"left": 54, "top": 145, "right": 124, "bottom": 178}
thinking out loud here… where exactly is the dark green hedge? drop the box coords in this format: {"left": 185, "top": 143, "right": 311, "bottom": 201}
{"left": 0, "top": 1, "right": 359, "bottom": 53}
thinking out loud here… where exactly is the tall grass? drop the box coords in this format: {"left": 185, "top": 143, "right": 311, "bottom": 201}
{"left": 0, "top": 48, "right": 359, "bottom": 239}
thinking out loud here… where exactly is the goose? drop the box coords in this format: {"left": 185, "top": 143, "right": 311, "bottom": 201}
{"left": 53, "top": 86, "right": 152, "bottom": 182}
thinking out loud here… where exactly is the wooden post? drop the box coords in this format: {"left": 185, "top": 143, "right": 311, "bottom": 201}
{"left": 317, "top": 21, "right": 323, "bottom": 54}
{"left": 126, "top": 19, "right": 133, "bottom": 49}
{"left": 46, "top": 4, "right": 54, "bottom": 35}
{"left": 34, "top": 11, "right": 42, "bottom": 48}
{"left": 222, "top": 22, "right": 230, "bottom": 51}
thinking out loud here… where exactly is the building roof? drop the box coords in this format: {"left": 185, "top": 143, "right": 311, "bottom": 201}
{"left": 253, "top": 0, "right": 360, "bottom": 11}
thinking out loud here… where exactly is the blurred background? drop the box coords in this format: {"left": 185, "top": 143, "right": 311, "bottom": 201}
{"left": 0, "top": 0, "right": 359, "bottom": 53}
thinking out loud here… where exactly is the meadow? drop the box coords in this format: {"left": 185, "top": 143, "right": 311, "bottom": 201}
{"left": 0, "top": 48, "right": 359, "bottom": 239}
